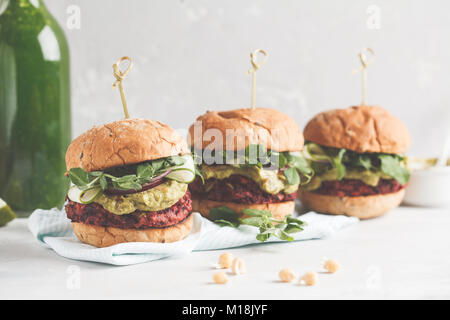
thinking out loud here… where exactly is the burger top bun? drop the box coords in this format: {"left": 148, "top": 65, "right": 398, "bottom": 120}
{"left": 188, "top": 107, "right": 304, "bottom": 152}
{"left": 304, "top": 106, "right": 412, "bottom": 154}
{"left": 66, "top": 118, "right": 189, "bottom": 172}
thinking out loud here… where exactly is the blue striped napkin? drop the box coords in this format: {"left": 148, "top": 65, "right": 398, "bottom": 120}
{"left": 28, "top": 207, "right": 358, "bottom": 265}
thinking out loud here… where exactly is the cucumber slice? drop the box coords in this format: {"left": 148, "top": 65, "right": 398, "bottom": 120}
{"left": 68, "top": 186, "right": 102, "bottom": 204}
{"left": 166, "top": 154, "right": 196, "bottom": 183}
{"left": 79, "top": 187, "right": 103, "bottom": 204}
{"left": 0, "top": 198, "right": 16, "bottom": 227}
{"left": 67, "top": 186, "right": 82, "bottom": 203}
{"left": 166, "top": 168, "right": 196, "bottom": 183}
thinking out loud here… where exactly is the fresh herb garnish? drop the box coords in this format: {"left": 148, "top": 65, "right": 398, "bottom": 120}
{"left": 68, "top": 155, "right": 195, "bottom": 192}
{"left": 332, "top": 149, "right": 347, "bottom": 180}
{"left": 191, "top": 150, "right": 206, "bottom": 184}
{"left": 210, "top": 206, "right": 306, "bottom": 242}
{"left": 379, "top": 154, "right": 410, "bottom": 185}
{"left": 304, "top": 142, "right": 410, "bottom": 184}
{"left": 193, "top": 144, "right": 313, "bottom": 185}
{"left": 282, "top": 167, "right": 300, "bottom": 185}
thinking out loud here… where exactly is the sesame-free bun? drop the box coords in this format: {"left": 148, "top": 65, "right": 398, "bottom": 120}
{"left": 192, "top": 197, "right": 295, "bottom": 221}
{"left": 71, "top": 214, "right": 193, "bottom": 248}
{"left": 298, "top": 189, "right": 405, "bottom": 219}
{"left": 188, "top": 107, "right": 304, "bottom": 152}
{"left": 66, "top": 118, "right": 189, "bottom": 172}
{"left": 304, "top": 106, "right": 411, "bottom": 154}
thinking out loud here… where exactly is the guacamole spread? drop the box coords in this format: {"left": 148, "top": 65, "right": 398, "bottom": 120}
{"left": 200, "top": 165, "right": 299, "bottom": 194}
{"left": 303, "top": 168, "right": 393, "bottom": 191}
{"left": 94, "top": 180, "right": 187, "bottom": 215}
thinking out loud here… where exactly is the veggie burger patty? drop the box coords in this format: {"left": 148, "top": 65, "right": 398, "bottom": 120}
{"left": 313, "top": 179, "right": 405, "bottom": 197}
{"left": 190, "top": 175, "right": 297, "bottom": 204}
{"left": 65, "top": 191, "right": 192, "bottom": 229}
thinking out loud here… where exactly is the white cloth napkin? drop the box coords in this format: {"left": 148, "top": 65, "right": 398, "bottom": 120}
{"left": 28, "top": 208, "right": 358, "bottom": 265}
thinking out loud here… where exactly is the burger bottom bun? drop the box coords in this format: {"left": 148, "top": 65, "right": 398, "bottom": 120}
{"left": 192, "top": 197, "right": 295, "bottom": 221}
{"left": 298, "top": 189, "right": 405, "bottom": 219}
{"left": 72, "top": 214, "right": 193, "bottom": 248}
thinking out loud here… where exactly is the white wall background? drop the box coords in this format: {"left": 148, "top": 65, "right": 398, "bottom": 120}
{"left": 46, "top": 0, "right": 450, "bottom": 156}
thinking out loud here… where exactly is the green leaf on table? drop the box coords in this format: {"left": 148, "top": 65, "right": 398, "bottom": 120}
{"left": 212, "top": 206, "right": 305, "bottom": 242}
{"left": 286, "top": 215, "right": 305, "bottom": 225}
{"left": 256, "top": 233, "right": 271, "bottom": 242}
{"left": 214, "top": 219, "right": 240, "bottom": 228}
{"left": 240, "top": 217, "right": 264, "bottom": 227}
{"left": 241, "top": 208, "right": 272, "bottom": 217}
{"left": 284, "top": 224, "right": 304, "bottom": 234}
{"left": 209, "top": 206, "right": 240, "bottom": 224}
{"left": 275, "top": 229, "right": 294, "bottom": 241}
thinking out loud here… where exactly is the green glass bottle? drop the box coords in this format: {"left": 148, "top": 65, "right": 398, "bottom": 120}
{"left": 0, "top": 0, "right": 71, "bottom": 216}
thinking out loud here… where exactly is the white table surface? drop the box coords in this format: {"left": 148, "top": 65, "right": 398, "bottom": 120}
{"left": 1, "top": 206, "right": 449, "bottom": 300}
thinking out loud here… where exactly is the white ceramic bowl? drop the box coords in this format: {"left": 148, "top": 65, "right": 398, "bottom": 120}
{"left": 403, "top": 165, "right": 450, "bottom": 207}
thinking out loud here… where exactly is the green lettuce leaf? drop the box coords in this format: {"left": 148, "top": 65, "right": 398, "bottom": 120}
{"left": 304, "top": 142, "right": 410, "bottom": 184}
{"left": 379, "top": 155, "right": 410, "bottom": 185}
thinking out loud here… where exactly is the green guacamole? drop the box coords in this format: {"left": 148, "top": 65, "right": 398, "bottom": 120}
{"left": 303, "top": 168, "right": 393, "bottom": 191}
{"left": 95, "top": 180, "right": 187, "bottom": 215}
{"left": 200, "top": 165, "right": 299, "bottom": 194}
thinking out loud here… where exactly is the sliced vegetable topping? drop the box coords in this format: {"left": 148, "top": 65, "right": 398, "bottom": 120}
{"left": 193, "top": 144, "right": 313, "bottom": 186}
{"left": 68, "top": 154, "right": 199, "bottom": 200}
{"left": 67, "top": 186, "right": 102, "bottom": 204}
{"left": 166, "top": 154, "right": 196, "bottom": 183}
{"left": 303, "top": 142, "right": 410, "bottom": 185}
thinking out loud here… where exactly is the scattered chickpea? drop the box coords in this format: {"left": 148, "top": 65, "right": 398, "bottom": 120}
{"left": 232, "top": 258, "right": 246, "bottom": 275}
{"left": 213, "top": 271, "right": 229, "bottom": 284}
{"left": 323, "top": 259, "right": 340, "bottom": 273}
{"left": 279, "top": 268, "right": 295, "bottom": 283}
{"left": 300, "top": 272, "right": 318, "bottom": 286}
{"left": 218, "top": 252, "right": 233, "bottom": 269}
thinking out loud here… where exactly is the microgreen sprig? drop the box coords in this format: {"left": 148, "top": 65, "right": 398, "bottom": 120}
{"left": 194, "top": 144, "right": 313, "bottom": 185}
{"left": 210, "top": 206, "right": 306, "bottom": 242}
{"left": 304, "top": 142, "right": 410, "bottom": 184}
{"left": 68, "top": 155, "right": 199, "bottom": 192}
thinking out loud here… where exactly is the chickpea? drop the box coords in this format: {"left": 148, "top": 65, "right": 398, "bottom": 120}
{"left": 213, "top": 271, "right": 228, "bottom": 284}
{"left": 231, "top": 258, "right": 246, "bottom": 275}
{"left": 279, "top": 268, "right": 295, "bottom": 283}
{"left": 218, "top": 252, "right": 233, "bottom": 269}
{"left": 300, "top": 272, "right": 318, "bottom": 286}
{"left": 323, "top": 259, "right": 340, "bottom": 273}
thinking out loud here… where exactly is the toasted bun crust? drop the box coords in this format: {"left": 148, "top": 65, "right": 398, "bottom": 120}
{"left": 71, "top": 214, "right": 193, "bottom": 248}
{"left": 188, "top": 107, "right": 303, "bottom": 152}
{"left": 192, "top": 197, "right": 295, "bottom": 221}
{"left": 298, "top": 189, "right": 405, "bottom": 219}
{"left": 304, "top": 106, "right": 411, "bottom": 154}
{"left": 66, "top": 118, "right": 189, "bottom": 172}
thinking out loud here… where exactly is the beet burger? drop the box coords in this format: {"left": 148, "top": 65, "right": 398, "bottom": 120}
{"left": 188, "top": 107, "right": 311, "bottom": 220}
{"left": 299, "top": 106, "right": 411, "bottom": 219}
{"left": 65, "top": 119, "right": 196, "bottom": 247}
